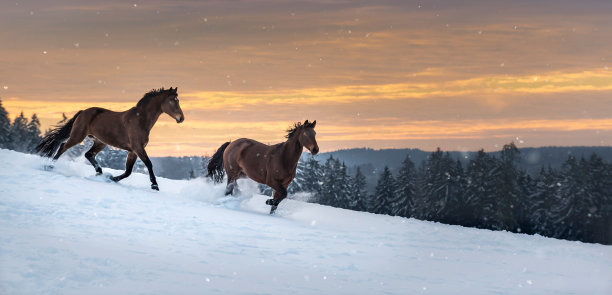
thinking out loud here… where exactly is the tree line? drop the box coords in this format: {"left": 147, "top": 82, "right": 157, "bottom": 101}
{"left": 0, "top": 99, "right": 42, "bottom": 153}
{"left": 287, "top": 143, "right": 612, "bottom": 245}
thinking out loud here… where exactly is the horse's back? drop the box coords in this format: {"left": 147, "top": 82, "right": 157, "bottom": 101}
{"left": 79, "top": 107, "right": 131, "bottom": 148}
{"left": 225, "top": 138, "right": 273, "bottom": 183}
{"left": 225, "top": 138, "right": 267, "bottom": 159}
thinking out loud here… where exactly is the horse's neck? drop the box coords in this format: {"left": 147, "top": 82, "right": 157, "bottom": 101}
{"left": 137, "top": 100, "right": 163, "bottom": 131}
{"left": 281, "top": 135, "right": 303, "bottom": 167}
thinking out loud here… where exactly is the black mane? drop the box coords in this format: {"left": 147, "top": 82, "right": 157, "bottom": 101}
{"left": 137, "top": 88, "right": 169, "bottom": 108}
{"left": 286, "top": 121, "right": 315, "bottom": 138}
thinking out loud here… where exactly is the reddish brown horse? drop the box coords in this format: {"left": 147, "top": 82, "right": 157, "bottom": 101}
{"left": 207, "top": 120, "right": 319, "bottom": 214}
{"left": 36, "top": 87, "right": 184, "bottom": 190}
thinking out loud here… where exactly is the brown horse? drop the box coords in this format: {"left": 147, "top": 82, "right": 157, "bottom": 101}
{"left": 207, "top": 120, "right": 319, "bottom": 214}
{"left": 36, "top": 87, "right": 184, "bottom": 190}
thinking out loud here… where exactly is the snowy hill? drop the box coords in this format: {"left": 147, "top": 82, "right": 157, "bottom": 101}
{"left": 0, "top": 149, "right": 610, "bottom": 295}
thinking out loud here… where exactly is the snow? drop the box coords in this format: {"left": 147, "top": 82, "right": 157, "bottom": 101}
{"left": 0, "top": 149, "right": 610, "bottom": 294}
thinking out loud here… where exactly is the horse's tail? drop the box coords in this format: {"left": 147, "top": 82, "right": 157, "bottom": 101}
{"left": 35, "top": 111, "right": 82, "bottom": 158}
{"left": 206, "top": 141, "right": 230, "bottom": 183}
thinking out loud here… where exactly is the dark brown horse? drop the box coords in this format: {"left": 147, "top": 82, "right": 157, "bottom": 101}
{"left": 36, "top": 87, "right": 184, "bottom": 190}
{"left": 207, "top": 120, "right": 319, "bottom": 214}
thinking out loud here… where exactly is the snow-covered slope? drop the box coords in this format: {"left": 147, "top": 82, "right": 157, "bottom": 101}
{"left": 0, "top": 149, "right": 610, "bottom": 295}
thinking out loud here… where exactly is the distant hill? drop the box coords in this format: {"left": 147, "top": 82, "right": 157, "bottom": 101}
{"left": 312, "top": 146, "right": 612, "bottom": 192}
{"left": 317, "top": 146, "right": 612, "bottom": 173}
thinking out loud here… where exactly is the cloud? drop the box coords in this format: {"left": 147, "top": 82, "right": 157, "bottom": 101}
{"left": 183, "top": 69, "right": 612, "bottom": 110}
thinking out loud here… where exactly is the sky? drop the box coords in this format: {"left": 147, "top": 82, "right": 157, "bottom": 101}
{"left": 1, "top": 0, "right": 611, "bottom": 156}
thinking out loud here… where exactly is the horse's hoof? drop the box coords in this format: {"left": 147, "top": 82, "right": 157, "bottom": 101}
{"left": 109, "top": 176, "right": 119, "bottom": 182}
{"left": 95, "top": 168, "right": 103, "bottom": 175}
{"left": 43, "top": 164, "right": 54, "bottom": 171}
{"left": 265, "top": 198, "right": 275, "bottom": 205}
{"left": 269, "top": 205, "right": 278, "bottom": 215}
{"left": 151, "top": 184, "right": 159, "bottom": 191}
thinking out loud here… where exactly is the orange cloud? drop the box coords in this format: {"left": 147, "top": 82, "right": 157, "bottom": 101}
{"left": 183, "top": 69, "right": 612, "bottom": 110}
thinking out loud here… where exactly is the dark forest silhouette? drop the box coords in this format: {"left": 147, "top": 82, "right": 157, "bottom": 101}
{"left": 288, "top": 144, "right": 612, "bottom": 245}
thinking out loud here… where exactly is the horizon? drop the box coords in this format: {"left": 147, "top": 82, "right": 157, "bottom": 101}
{"left": 130, "top": 144, "right": 612, "bottom": 159}
{"left": 1, "top": 0, "right": 611, "bottom": 156}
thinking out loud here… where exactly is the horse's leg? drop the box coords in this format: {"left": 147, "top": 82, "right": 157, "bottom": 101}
{"left": 110, "top": 152, "right": 137, "bottom": 182}
{"left": 84, "top": 140, "right": 107, "bottom": 175}
{"left": 53, "top": 125, "right": 87, "bottom": 160}
{"left": 225, "top": 177, "right": 236, "bottom": 195}
{"left": 134, "top": 148, "right": 158, "bottom": 190}
{"left": 265, "top": 182, "right": 288, "bottom": 214}
{"left": 225, "top": 171, "right": 244, "bottom": 195}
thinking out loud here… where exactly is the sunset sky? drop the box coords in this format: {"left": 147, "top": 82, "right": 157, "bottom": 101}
{"left": 1, "top": 0, "right": 611, "bottom": 156}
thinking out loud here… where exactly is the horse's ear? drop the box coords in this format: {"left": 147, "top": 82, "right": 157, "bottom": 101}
{"left": 304, "top": 120, "right": 309, "bottom": 125}
{"left": 174, "top": 87, "right": 178, "bottom": 93}
{"left": 311, "top": 120, "right": 316, "bottom": 128}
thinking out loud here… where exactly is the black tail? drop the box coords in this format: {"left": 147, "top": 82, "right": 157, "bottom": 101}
{"left": 35, "top": 111, "right": 82, "bottom": 158}
{"left": 206, "top": 141, "right": 230, "bottom": 183}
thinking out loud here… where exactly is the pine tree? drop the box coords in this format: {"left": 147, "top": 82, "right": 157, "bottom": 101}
{"left": 410, "top": 162, "right": 428, "bottom": 219}
{"left": 8, "top": 112, "right": 29, "bottom": 152}
{"left": 549, "top": 154, "right": 612, "bottom": 243}
{"left": 350, "top": 166, "right": 367, "bottom": 211}
{"left": 528, "top": 167, "right": 560, "bottom": 236}
{"left": 463, "top": 150, "right": 499, "bottom": 228}
{"left": 494, "top": 142, "right": 521, "bottom": 231}
{"left": 371, "top": 166, "right": 395, "bottom": 215}
{"left": 549, "top": 156, "right": 586, "bottom": 240}
{"left": 299, "top": 156, "right": 323, "bottom": 201}
{"left": 391, "top": 154, "right": 417, "bottom": 217}
{"left": 586, "top": 154, "right": 612, "bottom": 244}
{"left": 288, "top": 159, "right": 307, "bottom": 193}
{"left": 515, "top": 172, "right": 535, "bottom": 234}
{"left": 319, "top": 156, "right": 342, "bottom": 207}
{"left": 26, "top": 113, "right": 42, "bottom": 153}
{"left": 0, "top": 98, "right": 10, "bottom": 149}
{"left": 580, "top": 154, "right": 612, "bottom": 243}
{"left": 336, "top": 162, "right": 354, "bottom": 209}
{"left": 416, "top": 149, "right": 463, "bottom": 224}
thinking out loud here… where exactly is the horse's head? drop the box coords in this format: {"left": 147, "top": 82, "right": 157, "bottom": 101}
{"left": 299, "top": 120, "right": 319, "bottom": 155}
{"left": 160, "top": 87, "right": 184, "bottom": 123}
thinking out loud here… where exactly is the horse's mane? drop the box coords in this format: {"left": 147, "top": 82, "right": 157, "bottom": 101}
{"left": 285, "top": 121, "right": 315, "bottom": 138}
{"left": 137, "top": 88, "right": 169, "bottom": 108}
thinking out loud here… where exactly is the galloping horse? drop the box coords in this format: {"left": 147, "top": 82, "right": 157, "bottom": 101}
{"left": 36, "top": 87, "right": 184, "bottom": 190}
{"left": 207, "top": 120, "right": 319, "bottom": 214}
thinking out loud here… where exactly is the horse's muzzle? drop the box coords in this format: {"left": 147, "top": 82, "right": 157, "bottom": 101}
{"left": 176, "top": 115, "right": 184, "bottom": 123}
{"left": 310, "top": 146, "right": 319, "bottom": 155}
